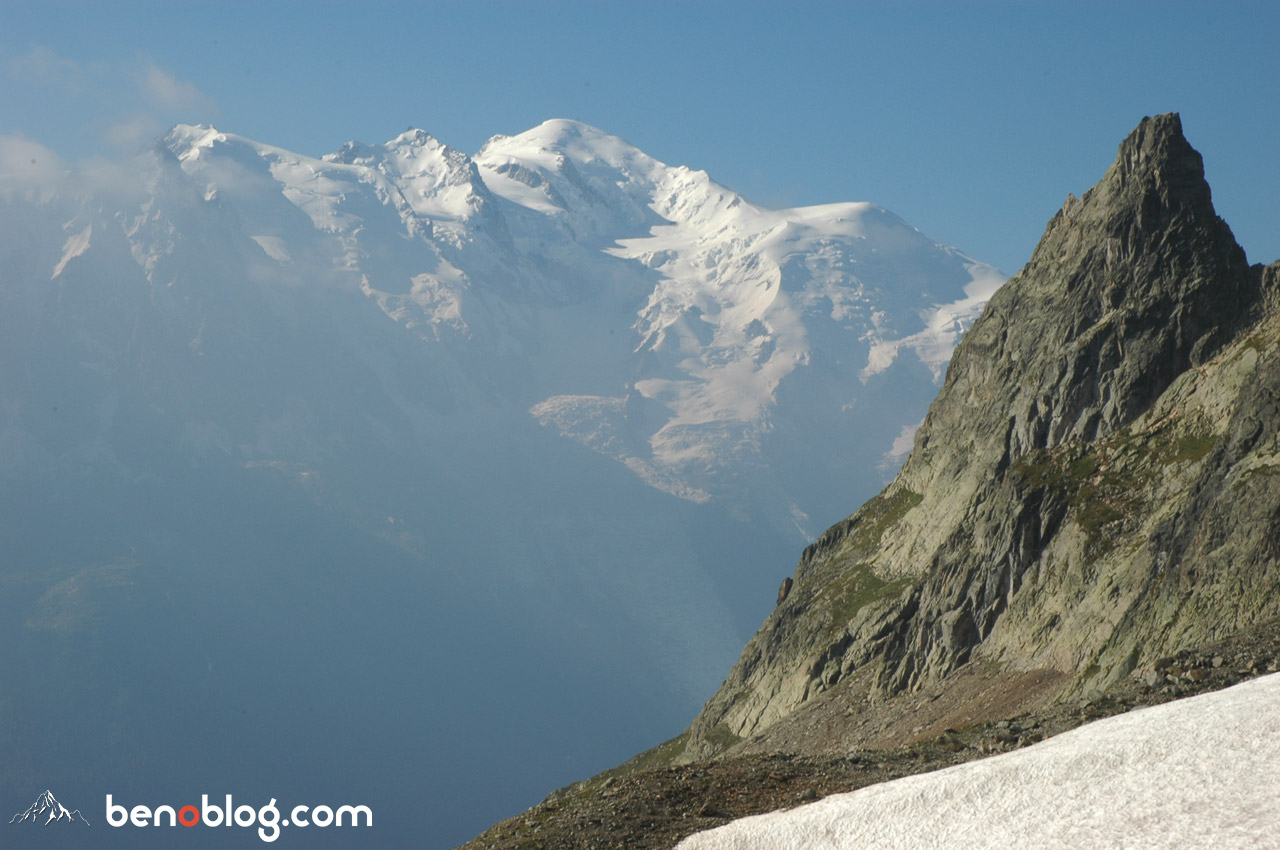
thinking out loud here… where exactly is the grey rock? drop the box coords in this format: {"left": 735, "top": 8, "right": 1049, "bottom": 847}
{"left": 680, "top": 114, "right": 1280, "bottom": 761}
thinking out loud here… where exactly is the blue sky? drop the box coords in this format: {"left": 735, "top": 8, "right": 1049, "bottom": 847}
{"left": 4, "top": 1, "right": 1277, "bottom": 276}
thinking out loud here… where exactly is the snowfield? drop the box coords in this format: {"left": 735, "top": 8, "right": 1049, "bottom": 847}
{"left": 678, "top": 673, "right": 1280, "bottom": 849}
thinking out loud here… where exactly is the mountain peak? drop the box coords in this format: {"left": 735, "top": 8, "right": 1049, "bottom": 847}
{"left": 1119, "top": 112, "right": 1190, "bottom": 162}
{"left": 1112, "top": 112, "right": 1206, "bottom": 194}
{"left": 1082, "top": 112, "right": 1214, "bottom": 235}
{"left": 388, "top": 127, "right": 441, "bottom": 149}
{"left": 527, "top": 118, "right": 620, "bottom": 147}
{"left": 161, "top": 123, "right": 223, "bottom": 159}
{"left": 325, "top": 139, "right": 376, "bottom": 165}
{"left": 480, "top": 119, "right": 650, "bottom": 171}
{"left": 921, "top": 111, "right": 1256, "bottom": 468}
{"left": 682, "top": 115, "right": 1276, "bottom": 759}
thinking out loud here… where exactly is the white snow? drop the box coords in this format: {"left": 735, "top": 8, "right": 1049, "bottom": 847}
{"left": 96, "top": 119, "right": 1013, "bottom": 543}
{"left": 250, "top": 234, "right": 291, "bottom": 262}
{"left": 677, "top": 673, "right": 1280, "bottom": 850}
{"left": 51, "top": 222, "right": 91, "bottom": 278}
{"left": 152, "top": 119, "right": 1009, "bottom": 537}
{"left": 862, "top": 261, "right": 1005, "bottom": 382}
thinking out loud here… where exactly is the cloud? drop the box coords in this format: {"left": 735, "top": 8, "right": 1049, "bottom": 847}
{"left": 141, "top": 61, "right": 216, "bottom": 112}
{"left": 0, "top": 135, "right": 69, "bottom": 196}
{"left": 104, "top": 113, "right": 163, "bottom": 151}
{"left": 8, "top": 45, "right": 85, "bottom": 93}
{"left": 101, "top": 60, "right": 218, "bottom": 150}
{"left": 0, "top": 131, "right": 160, "bottom": 208}
{"left": 4, "top": 45, "right": 217, "bottom": 155}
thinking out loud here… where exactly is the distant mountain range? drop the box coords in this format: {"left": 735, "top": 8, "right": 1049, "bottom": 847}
{"left": 0, "top": 119, "right": 999, "bottom": 848}
{"left": 148, "top": 119, "right": 1001, "bottom": 526}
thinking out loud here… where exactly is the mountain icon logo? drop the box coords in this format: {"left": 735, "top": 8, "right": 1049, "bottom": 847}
{"left": 9, "top": 789, "right": 91, "bottom": 826}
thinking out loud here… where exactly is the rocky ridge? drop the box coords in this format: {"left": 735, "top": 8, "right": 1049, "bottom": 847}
{"left": 683, "top": 113, "right": 1280, "bottom": 759}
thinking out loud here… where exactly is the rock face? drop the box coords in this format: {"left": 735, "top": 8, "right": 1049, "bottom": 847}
{"left": 684, "top": 114, "right": 1280, "bottom": 758}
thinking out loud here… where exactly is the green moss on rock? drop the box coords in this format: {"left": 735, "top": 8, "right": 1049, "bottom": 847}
{"left": 827, "top": 562, "right": 912, "bottom": 629}
{"left": 844, "top": 488, "right": 923, "bottom": 553}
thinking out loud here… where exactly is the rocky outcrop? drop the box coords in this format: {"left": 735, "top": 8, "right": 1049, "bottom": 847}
{"left": 683, "top": 114, "right": 1280, "bottom": 760}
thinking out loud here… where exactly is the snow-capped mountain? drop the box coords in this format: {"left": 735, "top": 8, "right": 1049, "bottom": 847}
{"left": 9, "top": 790, "right": 90, "bottom": 826}
{"left": 146, "top": 118, "right": 1001, "bottom": 535}
{"left": 0, "top": 119, "right": 1001, "bottom": 848}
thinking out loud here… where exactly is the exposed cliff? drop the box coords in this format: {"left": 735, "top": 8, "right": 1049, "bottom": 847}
{"left": 684, "top": 113, "right": 1280, "bottom": 758}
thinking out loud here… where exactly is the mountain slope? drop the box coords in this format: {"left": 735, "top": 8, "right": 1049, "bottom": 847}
{"left": 683, "top": 112, "right": 1280, "bottom": 760}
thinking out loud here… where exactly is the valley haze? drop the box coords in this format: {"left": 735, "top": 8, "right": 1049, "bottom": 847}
{"left": 1, "top": 117, "right": 1000, "bottom": 848}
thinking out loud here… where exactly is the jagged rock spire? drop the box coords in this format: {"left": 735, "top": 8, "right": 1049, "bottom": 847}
{"left": 684, "top": 115, "right": 1277, "bottom": 761}
{"left": 908, "top": 113, "right": 1255, "bottom": 491}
